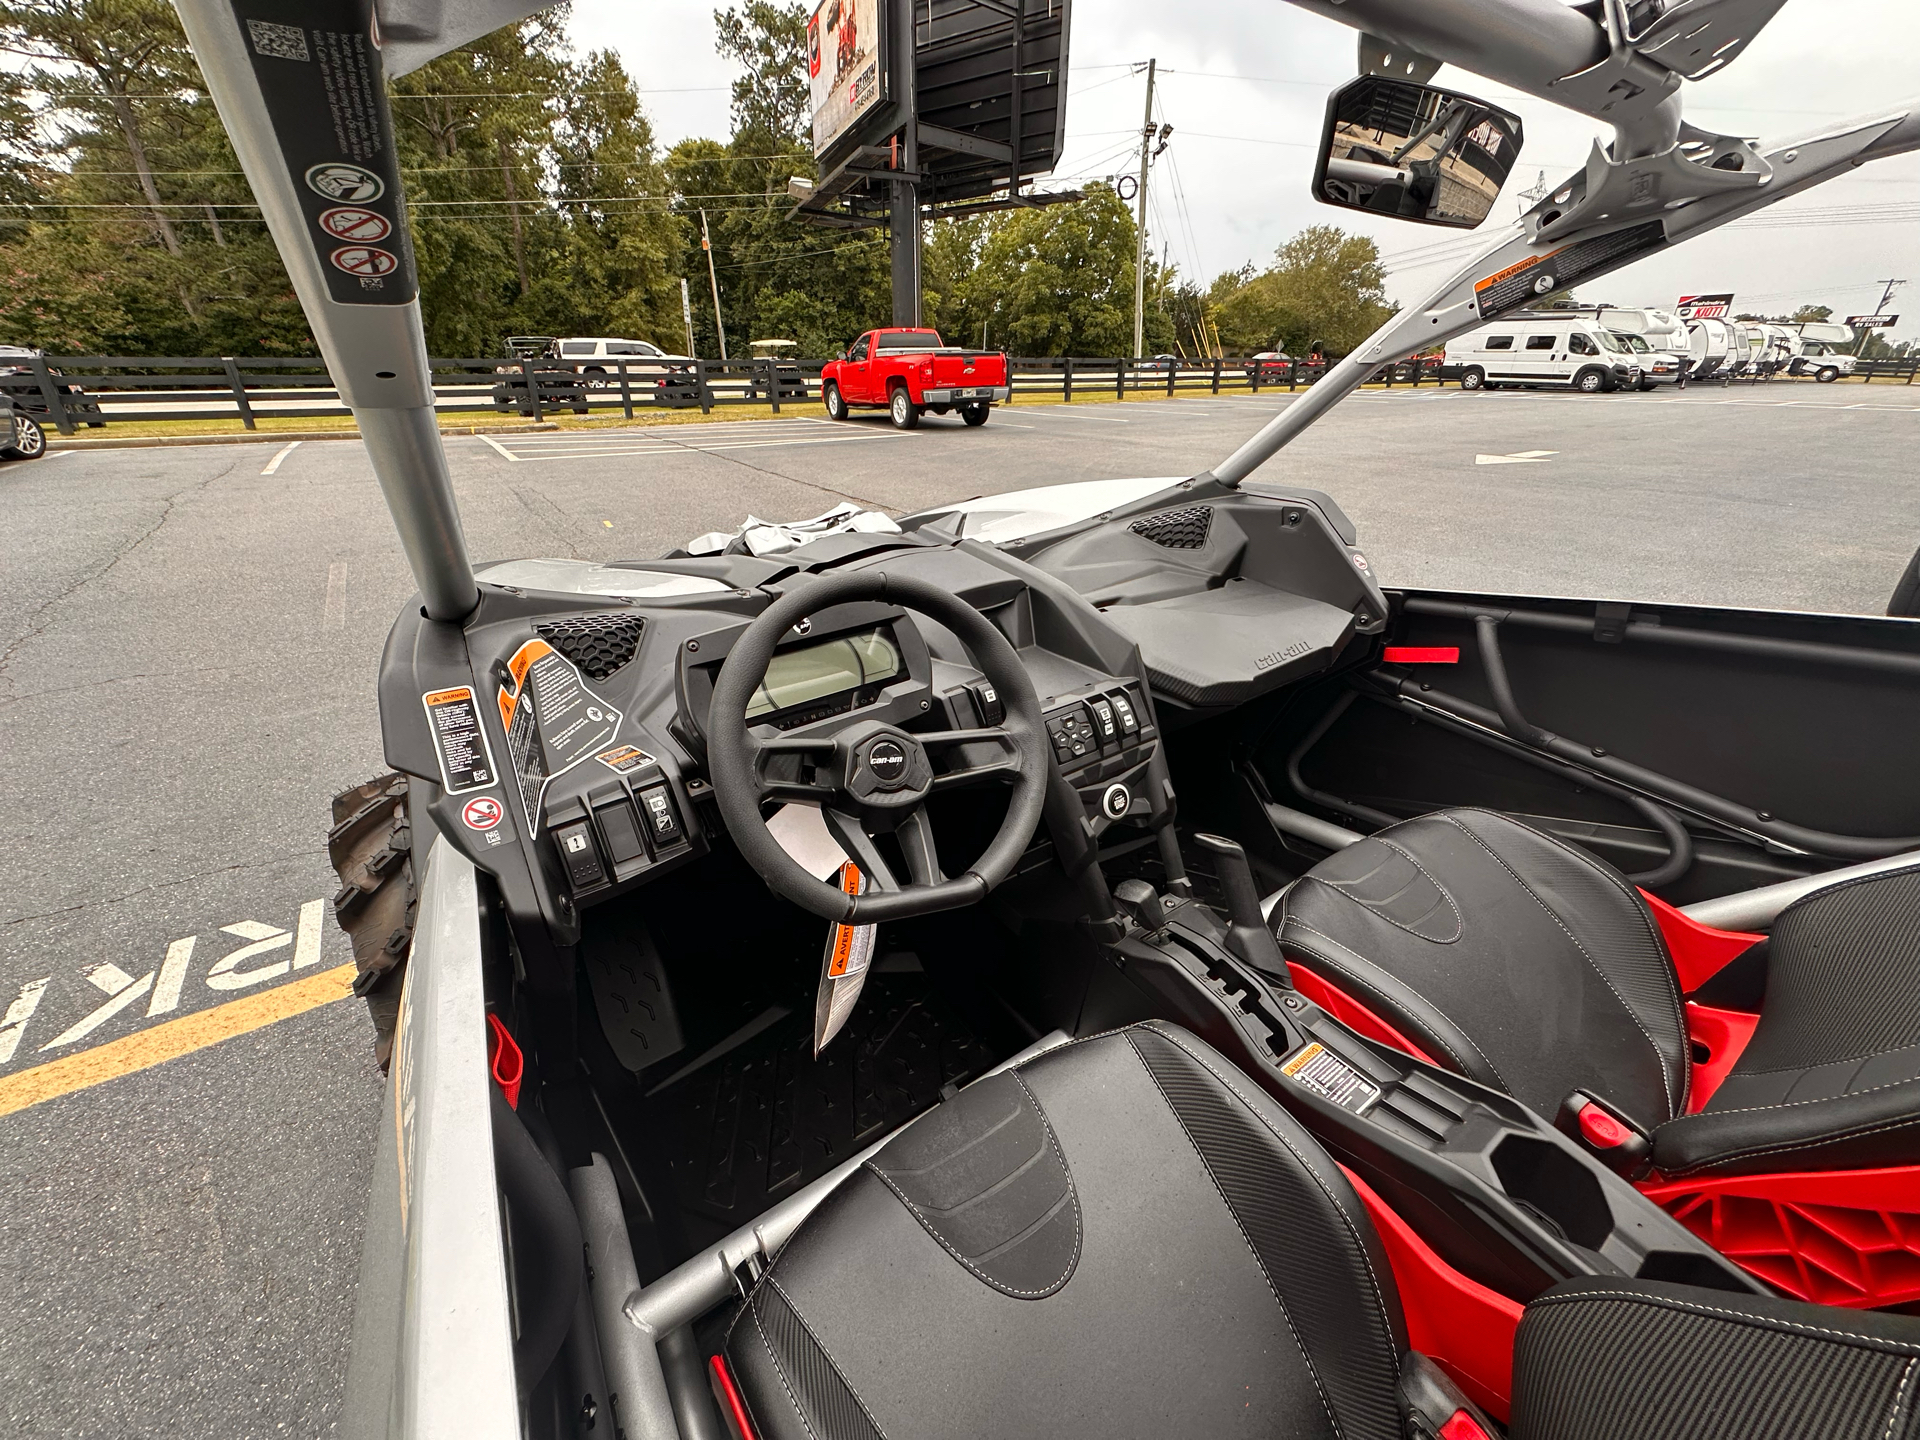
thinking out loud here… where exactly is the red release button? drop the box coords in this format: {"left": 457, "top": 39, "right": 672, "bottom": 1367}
{"left": 1578, "top": 1103, "right": 1633, "bottom": 1149}
{"left": 1439, "top": 1410, "right": 1493, "bottom": 1440}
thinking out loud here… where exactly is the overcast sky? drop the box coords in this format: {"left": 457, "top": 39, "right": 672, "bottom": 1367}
{"left": 572, "top": 0, "right": 1919, "bottom": 343}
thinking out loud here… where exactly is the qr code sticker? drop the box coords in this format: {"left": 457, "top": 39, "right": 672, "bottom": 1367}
{"left": 247, "top": 20, "right": 310, "bottom": 62}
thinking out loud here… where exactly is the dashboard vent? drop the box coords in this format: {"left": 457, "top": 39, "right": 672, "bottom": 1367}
{"left": 535, "top": 612, "right": 645, "bottom": 680}
{"left": 1129, "top": 505, "right": 1213, "bottom": 549}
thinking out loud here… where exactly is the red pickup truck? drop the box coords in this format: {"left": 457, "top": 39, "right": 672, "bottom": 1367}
{"left": 820, "top": 328, "right": 1011, "bottom": 429}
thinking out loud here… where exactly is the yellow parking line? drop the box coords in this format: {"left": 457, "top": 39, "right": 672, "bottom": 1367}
{"left": 0, "top": 962, "right": 358, "bottom": 1119}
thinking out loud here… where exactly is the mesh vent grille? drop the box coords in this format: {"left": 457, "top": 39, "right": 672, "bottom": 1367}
{"left": 1129, "top": 505, "right": 1213, "bottom": 549}
{"left": 535, "top": 612, "right": 645, "bottom": 680}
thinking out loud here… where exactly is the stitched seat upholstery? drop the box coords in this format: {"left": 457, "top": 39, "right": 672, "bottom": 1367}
{"left": 1271, "top": 809, "right": 1920, "bottom": 1177}
{"left": 1271, "top": 808, "right": 1689, "bottom": 1131}
{"left": 724, "top": 1022, "right": 1409, "bottom": 1440}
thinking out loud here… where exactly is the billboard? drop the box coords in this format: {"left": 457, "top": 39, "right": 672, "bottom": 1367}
{"left": 1676, "top": 292, "right": 1735, "bottom": 320}
{"left": 1845, "top": 314, "right": 1899, "bottom": 328}
{"left": 809, "top": 0, "right": 887, "bottom": 158}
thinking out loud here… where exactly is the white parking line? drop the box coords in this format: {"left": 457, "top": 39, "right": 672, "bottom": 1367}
{"left": 478, "top": 433, "right": 520, "bottom": 461}
{"left": 260, "top": 440, "right": 301, "bottom": 475}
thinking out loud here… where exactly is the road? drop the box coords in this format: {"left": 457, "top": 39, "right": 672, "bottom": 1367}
{"left": 2, "top": 383, "right": 1916, "bottom": 1436}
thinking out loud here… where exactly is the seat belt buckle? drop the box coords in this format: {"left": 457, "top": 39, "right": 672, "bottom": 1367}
{"left": 1556, "top": 1089, "right": 1653, "bottom": 1180}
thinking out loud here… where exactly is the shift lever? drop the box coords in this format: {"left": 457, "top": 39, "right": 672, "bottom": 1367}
{"left": 1113, "top": 878, "right": 1168, "bottom": 932}
{"left": 1193, "top": 834, "right": 1291, "bottom": 983}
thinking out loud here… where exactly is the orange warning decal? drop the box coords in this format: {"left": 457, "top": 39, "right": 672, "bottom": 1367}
{"left": 423, "top": 687, "right": 471, "bottom": 706}
{"left": 506, "top": 639, "right": 554, "bottom": 688}
{"left": 826, "top": 863, "right": 865, "bottom": 976}
{"left": 1473, "top": 246, "right": 1566, "bottom": 294}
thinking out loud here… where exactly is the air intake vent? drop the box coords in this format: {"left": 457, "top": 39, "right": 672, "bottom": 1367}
{"left": 535, "top": 612, "right": 645, "bottom": 680}
{"left": 1129, "top": 505, "right": 1213, "bottom": 549}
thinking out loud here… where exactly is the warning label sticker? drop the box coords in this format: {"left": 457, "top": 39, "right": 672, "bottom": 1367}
{"left": 318, "top": 205, "right": 391, "bottom": 241}
{"left": 596, "top": 745, "right": 656, "bottom": 775}
{"left": 497, "top": 639, "right": 624, "bottom": 832}
{"left": 1279, "top": 1041, "right": 1381, "bottom": 1115}
{"left": 239, "top": 0, "right": 416, "bottom": 306}
{"left": 421, "top": 686, "right": 497, "bottom": 794}
{"left": 462, "top": 796, "right": 504, "bottom": 831}
{"left": 330, "top": 244, "right": 398, "bottom": 277}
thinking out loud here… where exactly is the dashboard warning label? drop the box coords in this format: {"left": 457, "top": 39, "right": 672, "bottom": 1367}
{"left": 421, "top": 686, "right": 496, "bottom": 794}
{"left": 596, "top": 745, "right": 656, "bottom": 775}
{"left": 498, "top": 639, "right": 623, "bottom": 831}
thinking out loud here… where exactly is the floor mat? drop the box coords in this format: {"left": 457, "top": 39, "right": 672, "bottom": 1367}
{"left": 652, "top": 973, "right": 1000, "bottom": 1246}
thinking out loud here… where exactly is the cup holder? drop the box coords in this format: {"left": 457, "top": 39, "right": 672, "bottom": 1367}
{"left": 1490, "top": 1134, "right": 1613, "bottom": 1250}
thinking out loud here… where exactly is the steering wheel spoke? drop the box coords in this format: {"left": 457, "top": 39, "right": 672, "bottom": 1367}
{"left": 824, "top": 807, "right": 902, "bottom": 893}
{"left": 895, "top": 805, "right": 945, "bottom": 887}
{"left": 751, "top": 732, "right": 840, "bottom": 806}
{"left": 922, "top": 726, "right": 1023, "bottom": 791}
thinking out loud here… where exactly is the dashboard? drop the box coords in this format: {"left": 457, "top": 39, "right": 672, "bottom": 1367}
{"left": 375, "top": 480, "right": 1383, "bottom": 945}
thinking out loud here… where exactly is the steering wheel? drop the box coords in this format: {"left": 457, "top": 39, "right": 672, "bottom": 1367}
{"left": 707, "top": 570, "right": 1051, "bottom": 924}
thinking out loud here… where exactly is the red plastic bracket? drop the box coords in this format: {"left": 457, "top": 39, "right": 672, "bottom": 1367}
{"left": 1638, "top": 888, "right": 1762, "bottom": 993}
{"left": 1382, "top": 646, "right": 1461, "bottom": 664}
{"left": 1341, "top": 1165, "right": 1521, "bottom": 1420}
{"left": 1640, "top": 1165, "right": 1920, "bottom": 1310}
{"left": 485, "top": 1013, "right": 523, "bottom": 1110}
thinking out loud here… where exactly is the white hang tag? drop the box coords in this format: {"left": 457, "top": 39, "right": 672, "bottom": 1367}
{"left": 814, "top": 862, "right": 877, "bottom": 1057}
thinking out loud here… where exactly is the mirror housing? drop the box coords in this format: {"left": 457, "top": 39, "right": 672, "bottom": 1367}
{"left": 1312, "top": 75, "right": 1522, "bottom": 230}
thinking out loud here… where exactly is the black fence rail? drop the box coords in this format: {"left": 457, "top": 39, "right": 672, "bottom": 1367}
{"left": 11, "top": 348, "right": 1908, "bottom": 435}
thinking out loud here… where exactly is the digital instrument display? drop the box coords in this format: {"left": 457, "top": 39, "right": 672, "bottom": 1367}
{"left": 745, "top": 626, "right": 904, "bottom": 721}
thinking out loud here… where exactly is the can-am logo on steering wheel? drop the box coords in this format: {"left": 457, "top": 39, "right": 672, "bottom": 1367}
{"left": 865, "top": 740, "right": 909, "bottom": 786}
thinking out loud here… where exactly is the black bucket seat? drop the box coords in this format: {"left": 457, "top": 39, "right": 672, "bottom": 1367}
{"left": 721, "top": 1022, "right": 1920, "bottom": 1439}
{"left": 1268, "top": 809, "right": 1920, "bottom": 1177}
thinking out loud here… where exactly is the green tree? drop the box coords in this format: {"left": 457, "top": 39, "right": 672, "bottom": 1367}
{"left": 925, "top": 185, "right": 1172, "bottom": 356}
{"left": 1211, "top": 225, "right": 1393, "bottom": 356}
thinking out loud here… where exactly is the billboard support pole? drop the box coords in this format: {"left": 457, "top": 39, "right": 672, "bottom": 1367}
{"left": 889, "top": 0, "right": 921, "bottom": 327}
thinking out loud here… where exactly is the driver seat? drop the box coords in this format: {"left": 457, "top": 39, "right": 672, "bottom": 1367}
{"left": 717, "top": 1022, "right": 1920, "bottom": 1440}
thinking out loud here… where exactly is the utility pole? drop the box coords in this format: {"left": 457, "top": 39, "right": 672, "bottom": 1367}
{"left": 1132, "top": 58, "right": 1156, "bottom": 360}
{"left": 700, "top": 208, "right": 728, "bottom": 361}
{"left": 1857, "top": 276, "right": 1908, "bottom": 356}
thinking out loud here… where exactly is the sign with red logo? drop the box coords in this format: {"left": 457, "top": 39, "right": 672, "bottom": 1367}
{"left": 462, "top": 796, "right": 504, "bottom": 831}
{"left": 1676, "top": 292, "right": 1735, "bottom": 320}
{"left": 331, "top": 245, "right": 399, "bottom": 277}
{"left": 319, "top": 206, "right": 392, "bottom": 242}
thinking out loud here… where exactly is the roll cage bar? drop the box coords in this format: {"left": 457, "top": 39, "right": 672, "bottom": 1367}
{"left": 174, "top": 0, "right": 1920, "bottom": 621}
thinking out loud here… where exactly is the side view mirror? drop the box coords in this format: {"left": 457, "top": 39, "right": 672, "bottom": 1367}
{"left": 1312, "top": 75, "right": 1522, "bottom": 229}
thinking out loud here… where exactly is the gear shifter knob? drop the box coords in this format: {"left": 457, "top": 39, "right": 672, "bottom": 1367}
{"left": 1113, "top": 877, "right": 1166, "bottom": 932}
{"left": 1193, "top": 834, "right": 1290, "bottom": 982}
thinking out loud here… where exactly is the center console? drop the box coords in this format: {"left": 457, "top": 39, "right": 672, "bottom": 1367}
{"left": 1104, "top": 843, "right": 1766, "bottom": 1306}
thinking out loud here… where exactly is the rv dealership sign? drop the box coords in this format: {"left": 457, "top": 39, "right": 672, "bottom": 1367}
{"left": 1675, "top": 293, "right": 1735, "bottom": 320}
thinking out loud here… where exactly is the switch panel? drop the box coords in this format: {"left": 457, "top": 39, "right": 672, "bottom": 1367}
{"left": 554, "top": 821, "right": 607, "bottom": 890}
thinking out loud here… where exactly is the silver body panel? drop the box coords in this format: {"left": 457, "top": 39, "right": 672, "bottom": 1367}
{"left": 341, "top": 839, "right": 518, "bottom": 1440}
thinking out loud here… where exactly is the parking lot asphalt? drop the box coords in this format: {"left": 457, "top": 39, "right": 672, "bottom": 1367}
{"left": 2, "top": 380, "right": 1916, "bottom": 1436}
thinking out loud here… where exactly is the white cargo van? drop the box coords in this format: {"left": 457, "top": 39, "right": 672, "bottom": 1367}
{"left": 1442, "top": 314, "right": 1643, "bottom": 392}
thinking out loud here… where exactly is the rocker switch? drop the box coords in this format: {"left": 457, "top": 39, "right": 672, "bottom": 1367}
{"left": 554, "top": 822, "right": 606, "bottom": 890}
{"left": 637, "top": 785, "right": 684, "bottom": 847}
{"left": 1109, "top": 691, "right": 1140, "bottom": 737}
{"left": 1088, "top": 697, "right": 1119, "bottom": 746}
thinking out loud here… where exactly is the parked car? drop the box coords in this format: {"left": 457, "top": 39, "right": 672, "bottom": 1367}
{"left": 551, "top": 336, "right": 694, "bottom": 386}
{"left": 1441, "top": 313, "right": 1642, "bottom": 392}
{"left": 0, "top": 344, "right": 104, "bottom": 427}
{"left": 0, "top": 396, "right": 46, "bottom": 459}
{"left": 1610, "top": 331, "right": 1686, "bottom": 388}
{"left": 1244, "top": 350, "right": 1294, "bottom": 382}
{"left": 820, "top": 327, "right": 1011, "bottom": 428}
